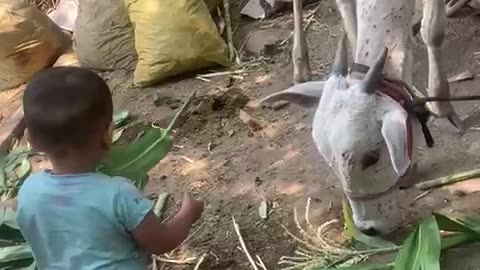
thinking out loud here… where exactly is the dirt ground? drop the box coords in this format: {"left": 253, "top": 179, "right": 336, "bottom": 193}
{"left": 3, "top": 0, "right": 480, "bottom": 269}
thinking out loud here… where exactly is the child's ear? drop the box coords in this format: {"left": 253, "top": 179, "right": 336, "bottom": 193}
{"left": 103, "top": 122, "right": 114, "bottom": 147}
{"left": 24, "top": 128, "right": 34, "bottom": 149}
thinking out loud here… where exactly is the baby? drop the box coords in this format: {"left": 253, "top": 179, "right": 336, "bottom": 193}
{"left": 17, "top": 66, "right": 203, "bottom": 269}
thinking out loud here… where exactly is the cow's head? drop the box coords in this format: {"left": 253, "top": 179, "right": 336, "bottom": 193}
{"left": 262, "top": 36, "right": 421, "bottom": 235}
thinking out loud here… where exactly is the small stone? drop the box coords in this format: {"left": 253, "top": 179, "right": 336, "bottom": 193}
{"left": 272, "top": 100, "right": 290, "bottom": 110}
{"left": 255, "top": 177, "right": 262, "bottom": 186}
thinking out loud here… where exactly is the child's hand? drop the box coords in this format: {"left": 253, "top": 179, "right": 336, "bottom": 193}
{"left": 133, "top": 192, "right": 204, "bottom": 255}
{"left": 180, "top": 192, "right": 204, "bottom": 223}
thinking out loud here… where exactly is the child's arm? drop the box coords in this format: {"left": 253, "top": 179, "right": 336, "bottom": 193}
{"left": 132, "top": 193, "right": 204, "bottom": 255}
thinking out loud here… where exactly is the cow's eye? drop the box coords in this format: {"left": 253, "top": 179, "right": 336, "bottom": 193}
{"left": 361, "top": 150, "right": 380, "bottom": 170}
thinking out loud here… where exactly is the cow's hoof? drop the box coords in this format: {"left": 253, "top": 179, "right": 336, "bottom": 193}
{"left": 434, "top": 113, "right": 464, "bottom": 135}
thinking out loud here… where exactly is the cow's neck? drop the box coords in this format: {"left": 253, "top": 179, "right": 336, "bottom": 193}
{"left": 353, "top": 0, "right": 416, "bottom": 84}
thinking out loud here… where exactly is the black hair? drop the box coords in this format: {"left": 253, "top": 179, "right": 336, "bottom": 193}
{"left": 23, "top": 67, "right": 113, "bottom": 152}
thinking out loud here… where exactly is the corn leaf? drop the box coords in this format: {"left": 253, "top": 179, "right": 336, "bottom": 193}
{"left": 435, "top": 213, "right": 480, "bottom": 234}
{"left": 13, "top": 160, "right": 31, "bottom": 186}
{"left": 342, "top": 200, "right": 397, "bottom": 249}
{"left": 393, "top": 215, "right": 441, "bottom": 270}
{"left": 113, "top": 111, "right": 130, "bottom": 128}
{"left": 98, "top": 128, "right": 173, "bottom": 188}
{"left": 441, "top": 233, "right": 477, "bottom": 250}
{"left": 97, "top": 91, "right": 195, "bottom": 189}
{"left": 16, "top": 261, "right": 36, "bottom": 270}
{"left": 0, "top": 170, "right": 6, "bottom": 191}
{"left": 0, "top": 207, "right": 19, "bottom": 230}
{"left": 435, "top": 213, "right": 480, "bottom": 250}
{"left": 0, "top": 258, "right": 35, "bottom": 270}
{"left": 321, "top": 263, "right": 394, "bottom": 270}
{"left": 0, "top": 244, "right": 32, "bottom": 264}
{"left": 4, "top": 147, "right": 32, "bottom": 173}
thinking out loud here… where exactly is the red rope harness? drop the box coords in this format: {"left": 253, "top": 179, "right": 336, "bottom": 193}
{"left": 379, "top": 78, "right": 414, "bottom": 161}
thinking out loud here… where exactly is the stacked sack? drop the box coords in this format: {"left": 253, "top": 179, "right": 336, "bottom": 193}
{"left": 74, "top": 0, "right": 230, "bottom": 87}
{"left": 0, "top": 0, "right": 72, "bottom": 91}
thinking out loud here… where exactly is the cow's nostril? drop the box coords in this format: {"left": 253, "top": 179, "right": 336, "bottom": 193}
{"left": 360, "top": 227, "right": 378, "bottom": 236}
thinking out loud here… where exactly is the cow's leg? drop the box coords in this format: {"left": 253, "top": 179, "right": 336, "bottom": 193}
{"left": 336, "top": 0, "right": 357, "bottom": 53}
{"left": 292, "top": 0, "right": 311, "bottom": 84}
{"left": 446, "top": 0, "right": 472, "bottom": 17}
{"left": 421, "top": 0, "right": 464, "bottom": 133}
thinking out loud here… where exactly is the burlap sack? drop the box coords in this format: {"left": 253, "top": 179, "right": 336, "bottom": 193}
{"left": 0, "top": 0, "right": 71, "bottom": 91}
{"left": 74, "top": 0, "right": 137, "bottom": 71}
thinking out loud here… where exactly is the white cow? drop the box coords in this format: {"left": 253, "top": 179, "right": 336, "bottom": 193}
{"left": 262, "top": 0, "right": 465, "bottom": 235}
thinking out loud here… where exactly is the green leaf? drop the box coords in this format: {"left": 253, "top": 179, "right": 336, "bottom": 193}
{"left": 98, "top": 128, "right": 172, "bottom": 189}
{"left": 0, "top": 207, "right": 19, "bottom": 230}
{"left": 0, "top": 170, "right": 6, "bottom": 191}
{"left": 435, "top": 213, "right": 480, "bottom": 250}
{"left": 435, "top": 213, "right": 480, "bottom": 234}
{"left": 342, "top": 200, "right": 396, "bottom": 249}
{"left": 98, "top": 91, "right": 195, "bottom": 189}
{"left": 436, "top": 213, "right": 480, "bottom": 235}
{"left": 0, "top": 244, "right": 32, "bottom": 264}
{"left": 394, "top": 215, "right": 441, "bottom": 270}
{"left": 4, "top": 146, "right": 32, "bottom": 171}
{"left": 14, "top": 160, "right": 31, "bottom": 185}
{"left": 321, "top": 263, "right": 394, "bottom": 270}
{"left": 441, "top": 233, "right": 477, "bottom": 250}
{"left": 113, "top": 111, "right": 130, "bottom": 128}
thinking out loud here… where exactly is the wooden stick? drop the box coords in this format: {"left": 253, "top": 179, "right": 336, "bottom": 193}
{"left": 415, "top": 168, "right": 480, "bottom": 190}
{"left": 232, "top": 216, "right": 259, "bottom": 270}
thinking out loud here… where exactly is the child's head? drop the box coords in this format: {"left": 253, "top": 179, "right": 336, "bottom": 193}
{"left": 23, "top": 67, "right": 113, "bottom": 162}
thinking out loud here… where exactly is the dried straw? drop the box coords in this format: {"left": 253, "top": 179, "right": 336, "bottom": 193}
{"left": 28, "top": 0, "right": 59, "bottom": 13}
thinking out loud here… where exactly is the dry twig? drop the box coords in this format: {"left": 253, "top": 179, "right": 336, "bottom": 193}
{"left": 223, "top": 0, "right": 241, "bottom": 65}
{"left": 232, "top": 216, "right": 259, "bottom": 270}
{"left": 256, "top": 255, "right": 268, "bottom": 270}
{"left": 194, "top": 253, "right": 207, "bottom": 270}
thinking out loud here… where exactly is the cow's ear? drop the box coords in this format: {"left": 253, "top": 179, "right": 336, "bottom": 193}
{"left": 381, "top": 110, "right": 411, "bottom": 176}
{"left": 261, "top": 81, "right": 325, "bottom": 108}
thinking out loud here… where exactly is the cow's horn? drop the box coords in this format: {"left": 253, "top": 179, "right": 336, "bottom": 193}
{"left": 361, "top": 47, "right": 388, "bottom": 94}
{"left": 331, "top": 34, "right": 348, "bottom": 76}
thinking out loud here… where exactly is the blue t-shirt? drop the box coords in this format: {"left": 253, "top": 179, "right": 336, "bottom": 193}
{"left": 16, "top": 171, "right": 153, "bottom": 270}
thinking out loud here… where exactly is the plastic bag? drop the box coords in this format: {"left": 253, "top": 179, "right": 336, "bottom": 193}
{"left": 0, "top": 0, "right": 71, "bottom": 91}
